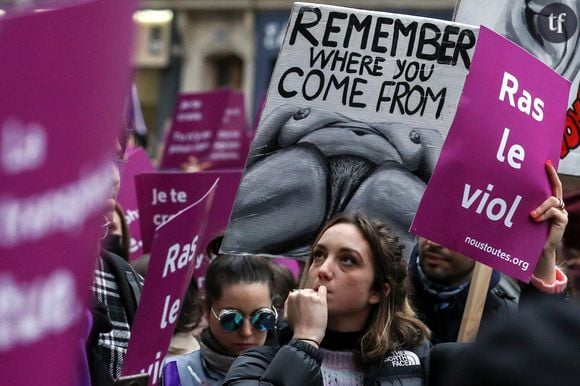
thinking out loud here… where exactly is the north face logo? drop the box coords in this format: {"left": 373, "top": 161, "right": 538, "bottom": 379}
{"left": 384, "top": 350, "right": 420, "bottom": 367}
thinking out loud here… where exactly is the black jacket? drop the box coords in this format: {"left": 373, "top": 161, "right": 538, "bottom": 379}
{"left": 223, "top": 335, "right": 431, "bottom": 386}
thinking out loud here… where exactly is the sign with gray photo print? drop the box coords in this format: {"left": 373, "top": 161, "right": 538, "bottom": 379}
{"left": 222, "top": 2, "right": 479, "bottom": 259}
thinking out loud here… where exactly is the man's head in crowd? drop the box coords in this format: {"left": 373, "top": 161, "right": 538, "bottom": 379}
{"left": 417, "top": 237, "right": 475, "bottom": 287}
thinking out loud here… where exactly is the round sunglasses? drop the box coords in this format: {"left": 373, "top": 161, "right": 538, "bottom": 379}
{"left": 211, "top": 306, "right": 278, "bottom": 332}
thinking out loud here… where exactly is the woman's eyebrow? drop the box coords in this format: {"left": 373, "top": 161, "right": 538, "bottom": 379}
{"left": 338, "top": 247, "right": 362, "bottom": 258}
{"left": 216, "top": 307, "right": 242, "bottom": 312}
{"left": 313, "top": 244, "right": 328, "bottom": 252}
{"left": 315, "top": 244, "right": 363, "bottom": 259}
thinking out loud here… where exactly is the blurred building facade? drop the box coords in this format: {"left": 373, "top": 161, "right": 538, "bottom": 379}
{"left": 133, "top": 0, "right": 457, "bottom": 158}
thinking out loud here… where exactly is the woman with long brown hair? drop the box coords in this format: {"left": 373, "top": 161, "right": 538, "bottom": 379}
{"left": 224, "top": 212, "right": 430, "bottom": 386}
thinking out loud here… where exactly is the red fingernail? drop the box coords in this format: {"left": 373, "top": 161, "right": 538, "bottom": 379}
{"left": 546, "top": 160, "right": 553, "bottom": 167}
{"left": 531, "top": 210, "right": 539, "bottom": 218}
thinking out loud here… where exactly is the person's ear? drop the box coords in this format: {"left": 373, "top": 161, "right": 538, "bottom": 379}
{"left": 368, "top": 283, "right": 390, "bottom": 305}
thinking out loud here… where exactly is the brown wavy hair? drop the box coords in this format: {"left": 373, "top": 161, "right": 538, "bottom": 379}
{"left": 299, "top": 212, "right": 430, "bottom": 364}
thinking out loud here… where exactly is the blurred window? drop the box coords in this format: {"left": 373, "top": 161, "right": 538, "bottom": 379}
{"left": 208, "top": 54, "right": 243, "bottom": 90}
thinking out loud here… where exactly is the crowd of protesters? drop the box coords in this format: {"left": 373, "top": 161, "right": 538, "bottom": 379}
{"left": 82, "top": 129, "right": 580, "bottom": 386}
{"left": 4, "top": 1, "right": 579, "bottom": 386}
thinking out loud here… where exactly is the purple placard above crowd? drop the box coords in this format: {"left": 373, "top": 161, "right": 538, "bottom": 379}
{"left": 455, "top": 0, "right": 580, "bottom": 176}
{"left": 122, "top": 182, "right": 216, "bottom": 385}
{"left": 0, "top": 0, "right": 136, "bottom": 384}
{"left": 160, "top": 90, "right": 251, "bottom": 172}
{"left": 221, "top": 2, "right": 479, "bottom": 259}
{"left": 411, "top": 27, "right": 570, "bottom": 282}
{"left": 135, "top": 170, "right": 242, "bottom": 285}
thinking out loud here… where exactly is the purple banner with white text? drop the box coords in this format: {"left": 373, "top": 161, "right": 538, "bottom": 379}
{"left": 160, "top": 90, "right": 250, "bottom": 171}
{"left": 411, "top": 27, "right": 570, "bottom": 282}
{"left": 0, "top": 0, "right": 136, "bottom": 384}
{"left": 135, "top": 170, "right": 242, "bottom": 285}
{"left": 122, "top": 183, "right": 216, "bottom": 385}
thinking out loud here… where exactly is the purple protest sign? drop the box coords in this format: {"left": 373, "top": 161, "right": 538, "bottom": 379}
{"left": 160, "top": 90, "right": 250, "bottom": 171}
{"left": 117, "top": 146, "right": 155, "bottom": 261}
{"left": 136, "top": 170, "right": 242, "bottom": 258}
{"left": 121, "top": 182, "right": 216, "bottom": 385}
{"left": 0, "top": 0, "right": 135, "bottom": 385}
{"left": 207, "top": 91, "right": 251, "bottom": 170}
{"left": 410, "top": 27, "right": 570, "bottom": 282}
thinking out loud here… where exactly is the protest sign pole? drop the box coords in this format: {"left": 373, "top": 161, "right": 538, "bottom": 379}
{"left": 457, "top": 262, "right": 493, "bottom": 342}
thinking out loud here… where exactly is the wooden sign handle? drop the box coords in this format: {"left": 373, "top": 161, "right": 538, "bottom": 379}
{"left": 457, "top": 262, "right": 493, "bottom": 342}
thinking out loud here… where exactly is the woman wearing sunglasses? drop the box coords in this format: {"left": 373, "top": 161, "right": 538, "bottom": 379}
{"left": 163, "top": 253, "right": 277, "bottom": 386}
{"left": 224, "top": 212, "right": 431, "bottom": 386}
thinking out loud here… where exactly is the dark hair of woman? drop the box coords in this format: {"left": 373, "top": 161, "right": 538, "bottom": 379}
{"left": 204, "top": 253, "right": 275, "bottom": 308}
{"left": 300, "top": 212, "right": 430, "bottom": 364}
{"left": 174, "top": 279, "right": 203, "bottom": 334}
{"left": 270, "top": 263, "right": 297, "bottom": 311}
